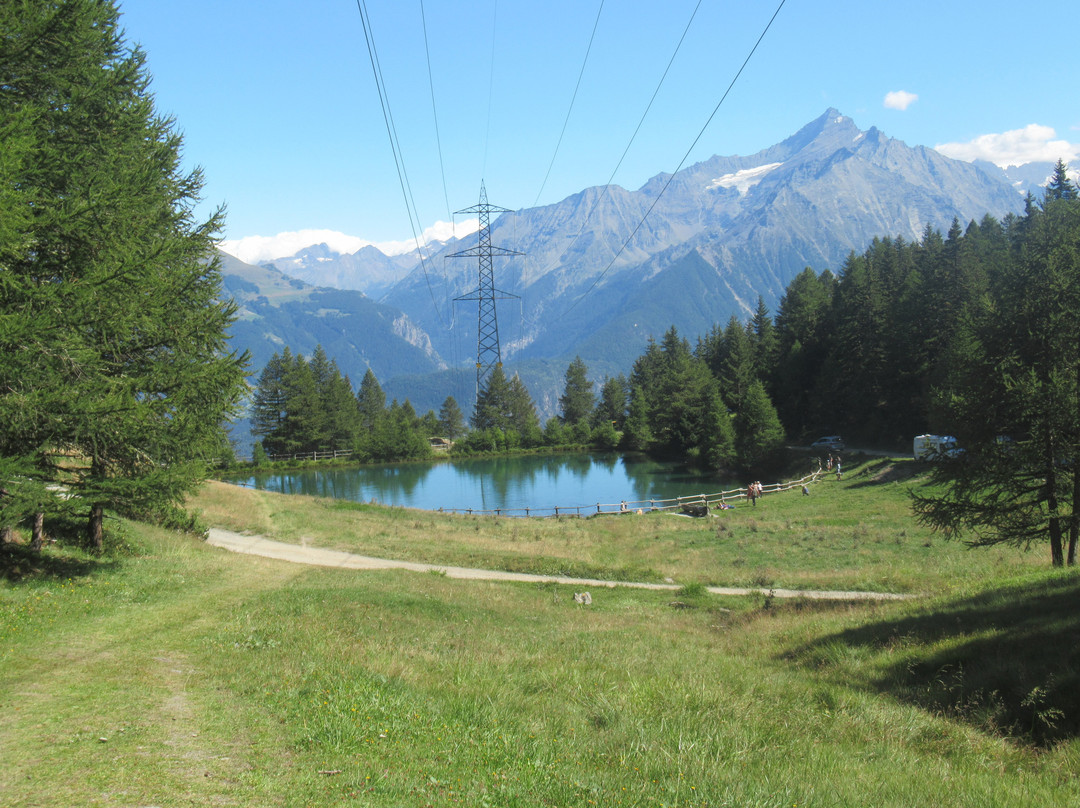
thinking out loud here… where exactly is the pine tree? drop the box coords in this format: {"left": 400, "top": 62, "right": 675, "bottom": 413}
{"left": 593, "top": 375, "right": 628, "bottom": 430}
{"left": 1045, "top": 158, "right": 1077, "bottom": 202}
{"left": 0, "top": 0, "right": 248, "bottom": 547}
{"left": 734, "top": 380, "right": 785, "bottom": 474}
{"left": 438, "top": 396, "right": 466, "bottom": 440}
{"left": 251, "top": 351, "right": 290, "bottom": 455}
{"left": 472, "top": 365, "right": 513, "bottom": 432}
{"left": 559, "top": 356, "right": 595, "bottom": 426}
{"left": 356, "top": 369, "right": 387, "bottom": 433}
{"left": 506, "top": 373, "right": 542, "bottom": 446}
{"left": 621, "top": 385, "right": 653, "bottom": 452}
{"left": 749, "top": 296, "right": 779, "bottom": 386}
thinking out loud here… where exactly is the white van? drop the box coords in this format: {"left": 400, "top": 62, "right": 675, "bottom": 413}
{"left": 913, "top": 434, "right": 960, "bottom": 460}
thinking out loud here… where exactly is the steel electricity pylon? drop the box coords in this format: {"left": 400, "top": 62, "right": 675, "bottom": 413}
{"left": 450, "top": 182, "right": 522, "bottom": 398}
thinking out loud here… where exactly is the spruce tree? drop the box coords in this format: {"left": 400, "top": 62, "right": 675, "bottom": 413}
{"left": 279, "top": 354, "right": 320, "bottom": 454}
{"left": 773, "top": 268, "right": 833, "bottom": 434}
{"left": 1045, "top": 158, "right": 1077, "bottom": 202}
{"left": 718, "top": 317, "right": 756, "bottom": 412}
{"left": 559, "top": 356, "right": 595, "bottom": 425}
{"left": 251, "top": 351, "right": 290, "bottom": 456}
{"left": 734, "top": 380, "right": 785, "bottom": 474}
{"left": 322, "top": 363, "right": 361, "bottom": 451}
{"left": 620, "top": 385, "right": 653, "bottom": 452}
{"left": 356, "top": 369, "right": 387, "bottom": 433}
{"left": 438, "top": 396, "right": 466, "bottom": 440}
{"left": 749, "top": 296, "right": 779, "bottom": 386}
{"left": 594, "top": 375, "right": 628, "bottom": 430}
{"left": 472, "top": 365, "right": 513, "bottom": 432}
{"left": 506, "top": 373, "right": 542, "bottom": 445}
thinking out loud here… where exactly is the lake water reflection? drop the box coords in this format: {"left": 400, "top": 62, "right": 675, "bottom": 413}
{"left": 223, "top": 453, "right": 740, "bottom": 515}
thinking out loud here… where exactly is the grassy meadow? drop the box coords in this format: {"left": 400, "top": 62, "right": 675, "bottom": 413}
{"left": 1, "top": 455, "right": 1078, "bottom": 806}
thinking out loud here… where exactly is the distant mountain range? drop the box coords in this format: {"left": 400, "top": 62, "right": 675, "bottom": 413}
{"left": 221, "top": 108, "right": 1054, "bottom": 424}
{"left": 219, "top": 251, "right": 443, "bottom": 387}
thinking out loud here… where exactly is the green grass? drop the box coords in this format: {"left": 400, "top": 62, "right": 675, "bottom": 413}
{"left": 194, "top": 455, "right": 1045, "bottom": 594}
{"left": 1, "top": 457, "right": 1078, "bottom": 806}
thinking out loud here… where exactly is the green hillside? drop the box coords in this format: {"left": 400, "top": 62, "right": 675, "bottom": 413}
{"left": 2, "top": 458, "right": 1077, "bottom": 806}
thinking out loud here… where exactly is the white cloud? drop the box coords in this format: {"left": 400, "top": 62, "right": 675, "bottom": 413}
{"left": 372, "top": 219, "right": 481, "bottom": 257}
{"left": 935, "top": 124, "right": 1080, "bottom": 168}
{"left": 220, "top": 219, "right": 481, "bottom": 264}
{"left": 221, "top": 230, "right": 371, "bottom": 264}
{"left": 884, "top": 90, "right": 918, "bottom": 111}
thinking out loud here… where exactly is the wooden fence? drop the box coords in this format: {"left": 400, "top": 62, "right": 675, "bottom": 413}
{"left": 265, "top": 448, "right": 355, "bottom": 462}
{"left": 434, "top": 471, "right": 824, "bottom": 518}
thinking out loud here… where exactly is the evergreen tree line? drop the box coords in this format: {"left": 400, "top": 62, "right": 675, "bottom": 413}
{"left": 251, "top": 347, "right": 466, "bottom": 463}
{"left": 911, "top": 165, "right": 1080, "bottom": 566}
{"left": 734, "top": 160, "right": 1080, "bottom": 450}
{"left": 250, "top": 350, "right": 608, "bottom": 461}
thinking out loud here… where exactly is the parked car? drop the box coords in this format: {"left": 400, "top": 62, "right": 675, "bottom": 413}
{"left": 810, "top": 435, "right": 845, "bottom": 451}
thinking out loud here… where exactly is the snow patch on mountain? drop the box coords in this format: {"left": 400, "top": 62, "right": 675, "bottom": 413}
{"left": 707, "top": 163, "right": 783, "bottom": 194}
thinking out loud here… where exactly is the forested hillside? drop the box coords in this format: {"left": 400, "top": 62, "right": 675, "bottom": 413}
{"left": 627, "top": 165, "right": 1080, "bottom": 454}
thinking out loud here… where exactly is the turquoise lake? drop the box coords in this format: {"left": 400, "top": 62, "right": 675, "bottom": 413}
{"left": 223, "top": 453, "right": 745, "bottom": 516}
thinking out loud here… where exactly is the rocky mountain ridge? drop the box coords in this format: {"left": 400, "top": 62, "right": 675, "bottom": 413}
{"left": 223, "top": 108, "right": 1046, "bottom": 418}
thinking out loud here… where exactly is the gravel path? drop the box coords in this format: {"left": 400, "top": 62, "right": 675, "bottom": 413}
{"left": 205, "top": 528, "right": 914, "bottom": 601}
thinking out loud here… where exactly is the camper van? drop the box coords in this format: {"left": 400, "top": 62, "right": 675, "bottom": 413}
{"left": 913, "top": 434, "right": 960, "bottom": 461}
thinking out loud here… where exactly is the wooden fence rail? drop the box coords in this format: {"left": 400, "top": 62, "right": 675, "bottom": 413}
{"left": 265, "top": 448, "right": 355, "bottom": 462}
{"left": 435, "top": 471, "right": 823, "bottom": 518}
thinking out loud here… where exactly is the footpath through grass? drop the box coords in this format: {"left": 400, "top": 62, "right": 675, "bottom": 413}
{"left": 1, "top": 456, "right": 1078, "bottom": 806}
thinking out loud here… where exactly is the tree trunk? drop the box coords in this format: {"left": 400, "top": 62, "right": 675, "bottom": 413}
{"left": 88, "top": 504, "right": 104, "bottom": 552}
{"left": 1070, "top": 467, "right": 1079, "bottom": 566}
{"left": 30, "top": 512, "right": 45, "bottom": 552}
{"left": 1045, "top": 457, "right": 1065, "bottom": 567}
{"left": 1071, "top": 357, "right": 1080, "bottom": 566}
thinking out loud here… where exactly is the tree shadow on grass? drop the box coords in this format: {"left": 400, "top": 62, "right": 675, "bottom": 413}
{"left": 0, "top": 515, "right": 122, "bottom": 583}
{"left": 845, "top": 457, "right": 926, "bottom": 489}
{"left": 786, "top": 575, "right": 1080, "bottom": 746}
{"left": 0, "top": 541, "right": 118, "bottom": 583}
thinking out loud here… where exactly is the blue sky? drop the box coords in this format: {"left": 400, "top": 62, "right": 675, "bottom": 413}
{"left": 118, "top": 0, "right": 1079, "bottom": 261}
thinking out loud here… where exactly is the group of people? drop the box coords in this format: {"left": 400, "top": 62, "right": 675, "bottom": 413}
{"left": 746, "top": 452, "right": 848, "bottom": 508}
{"left": 818, "top": 453, "right": 843, "bottom": 480}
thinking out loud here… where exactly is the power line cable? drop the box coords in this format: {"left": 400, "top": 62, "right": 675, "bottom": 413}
{"left": 420, "top": 0, "right": 453, "bottom": 226}
{"left": 355, "top": 0, "right": 446, "bottom": 325}
{"left": 541, "top": 0, "right": 704, "bottom": 272}
{"left": 482, "top": 0, "right": 499, "bottom": 178}
{"left": 562, "top": 0, "right": 788, "bottom": 318}
{"left": 531, "top": 0, "right": 606, "bottom": 209}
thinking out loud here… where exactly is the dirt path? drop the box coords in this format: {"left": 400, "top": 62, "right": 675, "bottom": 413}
{"left": 205, "top": 528, "right": 913, "bottom": 601}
